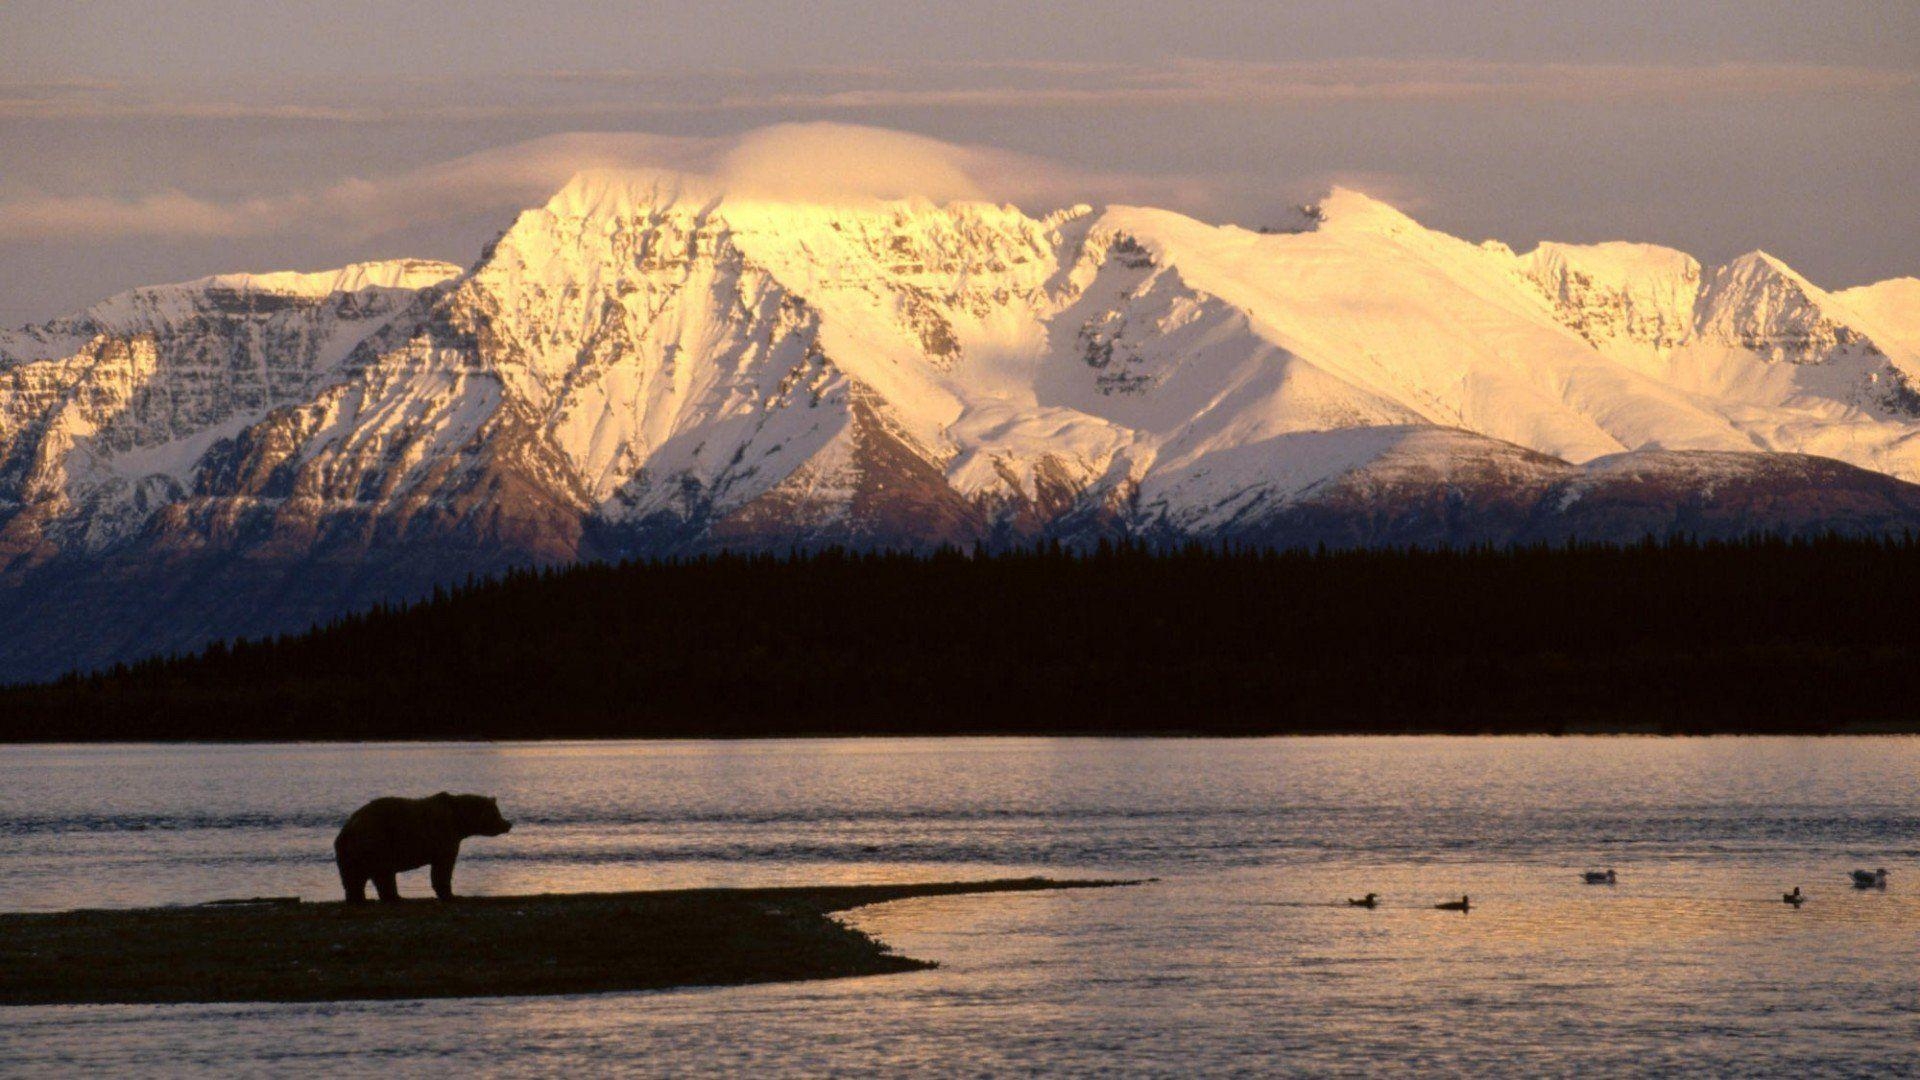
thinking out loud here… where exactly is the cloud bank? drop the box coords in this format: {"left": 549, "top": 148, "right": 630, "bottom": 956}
{"left": 3, "top": 57, "right": 1910, "bottom": 122}
{"left": 5, "top": 54, "right": 1907, "bottom": 245}
{"left": 0, "top": 124, "right": 1231, "bottom": 244}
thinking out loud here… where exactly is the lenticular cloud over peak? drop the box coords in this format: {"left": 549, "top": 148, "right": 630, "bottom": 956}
{"left": 553, "top": 123, "right": 1211, "bottom": 212}
{"left": 510, "top": 124, "right": 1054, "bottom": 213}
{"left": 713, "top": 124, "right": 994, "bottom": 205}
{"left": 0, "top": 124, "right": 1210, "bottom": 249}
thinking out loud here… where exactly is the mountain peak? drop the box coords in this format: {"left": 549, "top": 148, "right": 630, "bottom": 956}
{"left": 1713, "top": 251, "right": 1850, "bottom": 305}
{"left": 1313, "top": 187, "right": 1422, "bottom": 232}
{"left": 1692, "top": 247, "right": 1892, "bottom": 366}
{"left": 1523, "top": 240, "right": 1699, "bottom": 279}
{"left": 1517, "top": 241, "right": 1703, "bottom": 352}
{"left": 0, "top": 257, "right": 462, "bottom": 363}
{"left": 1708, "top": 249, "right": 1827, "bottom": 301}
{"left": 174, "top": 258, "right": 464, "bottom": 298}
{"left": 542, "top": 169, "right": 718, "bottom": 221}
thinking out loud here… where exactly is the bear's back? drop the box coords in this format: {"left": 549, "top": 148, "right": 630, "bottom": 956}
{"left": 336, "top": 795, "right": 461, "bottom": 859}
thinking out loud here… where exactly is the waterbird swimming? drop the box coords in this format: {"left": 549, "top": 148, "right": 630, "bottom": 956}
{"left": 1348, "top": 893, "right": 1379, "bottom": 908}
{"left": 1582, "top": 870, "right": 1617, "bottom": 884}
{"left": 1434, "top": 896, "right": 1471, "bottom": 912}
{"left": 1784, "top": 887, "right": 1804, "bottom": 906}
{"left": 1850, "top": 868, "right": 1890, "bottom": 889}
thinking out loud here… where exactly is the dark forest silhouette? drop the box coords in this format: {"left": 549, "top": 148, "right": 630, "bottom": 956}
{"left": 6, "top": 536, "right": 1920, "bottom": 740}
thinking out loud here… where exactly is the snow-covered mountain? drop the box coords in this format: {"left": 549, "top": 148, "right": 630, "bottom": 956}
{"left": 3, "top": 175, "right": 1919, "bottom": 676}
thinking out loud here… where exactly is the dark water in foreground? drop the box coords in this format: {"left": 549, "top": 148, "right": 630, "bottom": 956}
{"left": 2, "top": 738, "right": 1917, "bottom": 1076}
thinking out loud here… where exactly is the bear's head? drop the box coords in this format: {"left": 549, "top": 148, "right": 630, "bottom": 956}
{"left": 444, "top": 793, "right": 513, "bottom": 838}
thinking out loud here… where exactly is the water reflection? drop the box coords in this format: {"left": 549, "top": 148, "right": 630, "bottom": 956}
{"left": 2, "top": 737, "right": 1917, "bottom": 1074}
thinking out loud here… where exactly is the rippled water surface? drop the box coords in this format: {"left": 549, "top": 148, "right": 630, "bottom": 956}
{"left": 3, "top": 738, "right": 1917, "bottom": 1076}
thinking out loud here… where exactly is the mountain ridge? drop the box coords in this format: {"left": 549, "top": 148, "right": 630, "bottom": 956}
{"left": 2, "top": 174, "right": 1918, "bottom": 678}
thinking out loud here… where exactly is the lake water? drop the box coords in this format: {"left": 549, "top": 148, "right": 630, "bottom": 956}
{"left": 2, "top": 737, "right": 1917, "bottom": 1076}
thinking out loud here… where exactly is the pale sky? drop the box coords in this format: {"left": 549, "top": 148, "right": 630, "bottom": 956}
{"left": 2, "top": 0, "right": 1915, "bottom": 323}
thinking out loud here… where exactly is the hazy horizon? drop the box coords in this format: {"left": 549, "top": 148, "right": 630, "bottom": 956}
{"left": 2, "top": 0, "right": 1916, "bottom": 324}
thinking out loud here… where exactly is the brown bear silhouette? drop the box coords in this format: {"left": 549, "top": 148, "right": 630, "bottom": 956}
{"left": 333, "top": 792, "right": 512, "bottom": 902}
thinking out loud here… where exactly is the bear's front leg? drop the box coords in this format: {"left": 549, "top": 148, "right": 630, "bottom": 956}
{"left": 430, "top": 854, "right": 457, "bottom": 901}
{"left": 338, "top": 859, "right": 369, "bottom": 903}
{"left": 373, "top": 872, "right": 401, "bottom": 902}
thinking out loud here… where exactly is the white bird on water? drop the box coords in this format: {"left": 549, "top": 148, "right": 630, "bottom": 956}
{"left": 1582, "top": 870, "right": 1617, "bottom": 885}
{"left": 1850, "top": 868, "right": 1890, "bottom": 889}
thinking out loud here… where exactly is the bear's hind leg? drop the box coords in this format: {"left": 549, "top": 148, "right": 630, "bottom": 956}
{"left": 373, "top": 871, "right": 401, "bottom": 902}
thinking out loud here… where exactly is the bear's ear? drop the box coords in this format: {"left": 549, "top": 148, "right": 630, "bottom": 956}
{"left": 434, "top": 791, "right": 452, "bottom": 800}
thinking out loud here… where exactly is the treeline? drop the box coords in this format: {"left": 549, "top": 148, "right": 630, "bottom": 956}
{"left": 7, "top": 537, "right": 1920, "bottom": 740}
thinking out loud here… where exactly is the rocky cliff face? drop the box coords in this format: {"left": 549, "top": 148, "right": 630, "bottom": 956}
{"left": 2, "top": 178, "right": 1919, "bottom": 677}
{"left": 0, "top": 261, "right": 466, "bottom": 568}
